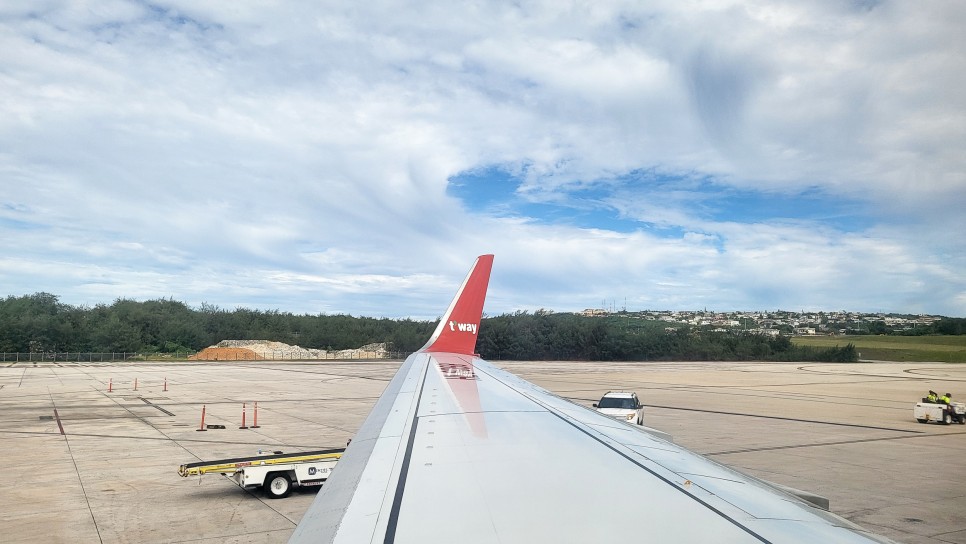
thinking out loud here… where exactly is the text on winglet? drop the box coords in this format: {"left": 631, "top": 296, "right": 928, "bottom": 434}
{"left": 448, "top": 321, "right": 478, "bottom": 334}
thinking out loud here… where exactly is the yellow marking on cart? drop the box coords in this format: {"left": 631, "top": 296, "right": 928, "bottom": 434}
{"left": 178, "top": 451, "right": 343, "bottom": 477}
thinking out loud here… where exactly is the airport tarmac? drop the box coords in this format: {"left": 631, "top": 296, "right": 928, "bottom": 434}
{"left": 0, "top": 359, "right": 964, "bottom": 544}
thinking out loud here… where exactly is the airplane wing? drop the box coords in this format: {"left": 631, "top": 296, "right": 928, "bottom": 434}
{"left": 289, "top": 254, "right": 895, "bottom": 543}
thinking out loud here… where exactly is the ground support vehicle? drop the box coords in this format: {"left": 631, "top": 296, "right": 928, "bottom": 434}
{"left": 178, "top": 448, "right": 344, "bottom": 498}
{"left": 914, "top": 402, "right": 966, "bottom": 425}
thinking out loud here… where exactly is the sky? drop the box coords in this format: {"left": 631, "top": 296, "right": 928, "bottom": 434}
{"left": 1, "top": 1, "right": 965, "bottom": 319}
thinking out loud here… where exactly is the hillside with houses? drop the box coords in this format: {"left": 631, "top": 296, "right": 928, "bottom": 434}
{"left": 580, "top": 308, "right": 945, "bottom": 336}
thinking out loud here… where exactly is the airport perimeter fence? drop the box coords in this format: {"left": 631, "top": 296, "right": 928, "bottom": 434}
{"left": 0, "top": 351, "right": 410, "bottom": 362}
{"left": 0, "top": 352, "right": 167, "bottom": 362}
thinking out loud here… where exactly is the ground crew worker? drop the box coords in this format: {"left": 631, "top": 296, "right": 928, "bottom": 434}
{"left": 938, "top": 393, "right": 963, "bottom": 423}
{"left": 927, "top": 391, "right": 938, "bottom": 403}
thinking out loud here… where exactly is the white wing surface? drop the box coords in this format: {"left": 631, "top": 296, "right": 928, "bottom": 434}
{"left": 289, "top": 255, "right": 895, "bottom": 544}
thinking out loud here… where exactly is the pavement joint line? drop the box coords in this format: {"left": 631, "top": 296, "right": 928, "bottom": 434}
{"left": 567, "top": 378, "right": 923, "bottom": 405}
{"left": 210, "top": 392, "right": 357, "bottom": 434}
{"left": 569, "top": 394, "right": 922, "bottom": 431}
{"left": 166, "top": 527, "right": 295, "bottom": 543}
{"left": 49, "top": 389, "right": 104, "bottom": 544}
{"left": 799, "top": 364, "right": 966, "bottom": 382}
{"left": 639, "top": 403, "right": 923, "bottom": 433}
{"left": 247, "top": 402, "right": 357, "bottom": 434}
{"left": 547, "top": 376, "right": 919, "bottom": 404}
{"left": 707, "top": 430, "right": 966, "bottom": 456}
{"left": 0, "top": 428, "right": 336, "bottom": 447}
{"left": 89, "top": 381, "right": 245, "bottom": 498}
{"left": 238, "top": 476, "right": 300, "bottom": 526}
{"left": 661, "top": 388, "right": 910, "bottom": 410}
{"left": 70, "top": 364, "right": 113, "bottom": 392}
{"left": 904, "top": 367, "right": 966, "bottom": 382}
{"left": 932, "top": 526, "right": 966, "bottom": 539}
{"left": 242, "top": 364, "right": 397, "bottom": 381}
{"left": 654, "top": 382, "right": 917, "bottom": 403}
{"left": 49, "top": 365, "right": 66, "bottom": 386}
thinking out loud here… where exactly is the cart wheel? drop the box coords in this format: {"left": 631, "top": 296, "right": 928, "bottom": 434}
{"left": 916, "top": 418, "right": 927, "bottom": 423}
{"left": 943, "top": 412, "right": 952, "bottom": 425}
{"left": 264, "top": 473, "right": 292, "bottom": 499}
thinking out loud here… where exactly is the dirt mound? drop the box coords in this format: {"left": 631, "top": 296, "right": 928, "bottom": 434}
{"left": 216, "top": 340, "right": 323, "bottom": 359}
{"left": 190, "top": 340, "right": 390, "bottom": 361}
{"left": 189, "top": 347, "right": 264, "bottom": 361}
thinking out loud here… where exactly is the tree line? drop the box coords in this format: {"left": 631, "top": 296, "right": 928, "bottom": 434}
{"left": 0, "top": 293, "right": 435, "bottom": 354}
{"left": 0, "top": 292, "right": 880, "bottom": 362}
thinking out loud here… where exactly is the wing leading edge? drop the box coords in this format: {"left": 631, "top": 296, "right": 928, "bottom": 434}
{"left": 289, "top": 255, "right": 896, "bottom": 544}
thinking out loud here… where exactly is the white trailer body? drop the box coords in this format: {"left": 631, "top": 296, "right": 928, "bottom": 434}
{"left": 231, "top": 457, "right": 340, "bottom": 498}
{"left": 915, "top": 402, "right": 966, "bottom": 424}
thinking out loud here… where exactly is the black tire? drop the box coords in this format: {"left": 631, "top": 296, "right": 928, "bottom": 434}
{"left": 264, "top": 473, "right": 292, "bottom": 499}
{"left": 916, "top": 418, "right": 928, "bottom": 424}
{"left": 943, "top": 412, "right": 952, "bottom": 425}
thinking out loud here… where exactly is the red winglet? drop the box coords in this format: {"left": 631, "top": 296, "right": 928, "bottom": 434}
{"left": 421, "top": 254, "right": 494, "bottom": 355}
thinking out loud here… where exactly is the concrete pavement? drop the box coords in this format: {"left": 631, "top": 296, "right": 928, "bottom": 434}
{"left": 1, "top": 360, "right": 963, "bottom": 543}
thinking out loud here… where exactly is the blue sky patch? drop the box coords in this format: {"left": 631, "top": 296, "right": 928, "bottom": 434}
{"left": 448, "top": 166, "right": 872, "bottom": 235}
{"left": 704, "top": 186, "right": 871, "bottom": 231}
{"left": 448, "top": 166, "right": 641, "bottom": 233}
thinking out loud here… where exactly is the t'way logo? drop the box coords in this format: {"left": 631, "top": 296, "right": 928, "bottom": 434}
{"left": 448, "top": 321, "right": 478, "bottom": 334}
{"left": 437, "top": 360, "right": 477, "bottom": 380}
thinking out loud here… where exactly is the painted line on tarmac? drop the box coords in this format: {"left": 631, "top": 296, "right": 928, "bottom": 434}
{"left": 53, "top": 408, "right": 65, "bottom": 435}
{"left": 139, "top": 396, "right": 176, "bottom": 416}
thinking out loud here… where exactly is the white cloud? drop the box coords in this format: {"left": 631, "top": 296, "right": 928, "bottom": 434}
{"left": 1, "top": 0, "right": 964, "bottom": 318}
